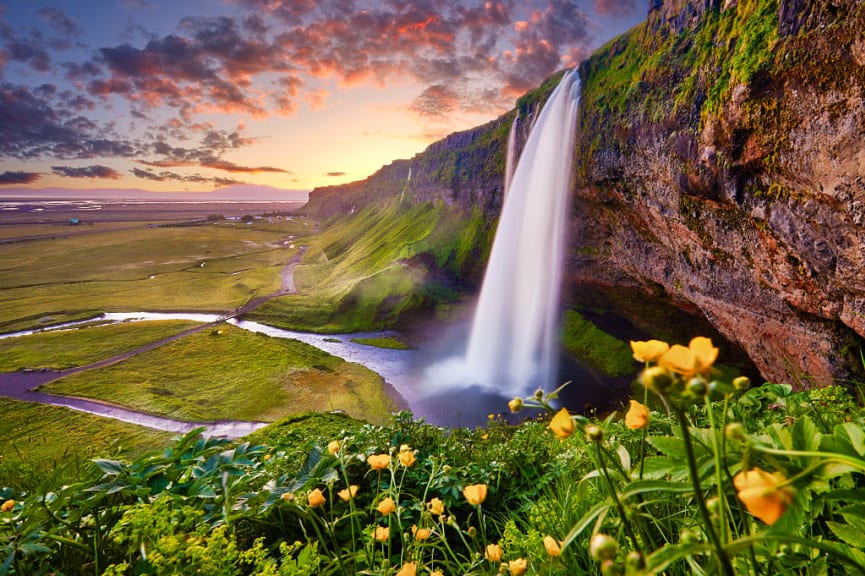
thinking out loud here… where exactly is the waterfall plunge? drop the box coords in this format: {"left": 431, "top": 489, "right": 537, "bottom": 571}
{"left": 426, "top": 71, "right": 580, "bottom": 399}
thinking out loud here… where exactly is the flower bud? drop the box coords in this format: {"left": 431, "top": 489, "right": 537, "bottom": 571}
{"left": 706, "top": 496, "right": 721, "bottom": 517}
{"left": 679, "top": 529, "right": 699, "bottom": 545}
{"left": 686, "top": 376, "right": 708, "bottom": 397}
{"left": 626, "top": 551, "right": 646, "bottom": 571}
{"left": 534, "top": 388, "right": 544, "bottom": 400}
{"left": 640, "top": 366, "right": 673, "bottom": 393}
{"left": 508, "top": 398, "right": 523, "bottom": 413}
{"left": 733, "top": 376, "right": 751, "bottom": 391}
{"left": 585, "top": 424, "right": 603, "bottom": 443}
{"left": 725, "top": 422, "right": 748, "bottom": 442}
{"left": 589, "top": 533, "right": 617, "bottom": 561}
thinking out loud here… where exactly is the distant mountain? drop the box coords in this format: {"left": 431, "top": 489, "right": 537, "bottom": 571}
{"left": 0, "top": 184, "right": 308, "bottom": 202}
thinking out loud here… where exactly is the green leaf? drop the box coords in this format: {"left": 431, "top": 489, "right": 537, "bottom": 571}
{"left": 827, "top": 521, "right": 865, "bottom": 550}
{"left": 837, "top": 423, "right": 865, "bottom": 456}
{"left": 792, "top": 416, "right": 821, "bottom": 452}
{"left": 93, "top": 459, "right": 127, "bottom": 476}
{"left": 646, "top": 436, "right": 688, "bottom": 460}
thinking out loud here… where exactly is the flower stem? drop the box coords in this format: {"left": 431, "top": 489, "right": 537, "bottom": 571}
{"left": 675, "top": 406, "right": 735, "bottom": 576}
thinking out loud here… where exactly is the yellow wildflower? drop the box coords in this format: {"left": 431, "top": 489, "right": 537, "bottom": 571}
{"left": 367, "top": 453, "right": 390, "bottom": 470}
{"left": 395, "top": 562, "right": 416, "bottom": 576}
{"left": 337, "top": 485, "right": 358, "bottom": 501}
{"left": 630, "top": 339, "right": 669, "bottom": 363}
{"left": 374, "top": 526, "right": 390, "bottom": 542}
{"left": 427, "top": 497, "right": 445, "bottom": 515}
{"left": 484, "top": 543, "right": 503, "bottom": 562}
{"left": 281, "top": 492, "right": 295, "bottom": 502}
{"left": 307, "top": 488, "right": 326, "bottom": 508}
{"left": 327, "top": 440, "right": 340, "bottom": 455}
{"left": 508, "top": 558, "right": 527, "bottom": 576}
{"left": 398, "top": 445, "right": 417, "bottom": 467}
{"left": 624, "top": 400, "right": 650, "bottom": 430}
{"left": 463, "top": 483, "right": 488, "bottom": 505}
{"left": 543, "top": 536, "right": 562, "bottom": 557}
{"left": 549, "top": 407, "right": 574, "bottom": 439}
{"left": 659, "top": 337, "right": 718, "bottom": 377}
{"left": 411, "top": 525, "right": 432, "bottom": 540}
{"left": 734, "top": 468, "right": 794, "bottom": 525}
{"left": 263, "top": 454, "right": 271, "bottom": 461}
{"left": 430, "top": 571, "right": 444, "bottom": 576}
{"left": 377, "top": 496, "right": 397, "bottom": 516}
{"left": 508, "top": 398, "right": 523, "bottom": 412}
{"left": 0, "top": 500, "right": 14, "bottom": 512}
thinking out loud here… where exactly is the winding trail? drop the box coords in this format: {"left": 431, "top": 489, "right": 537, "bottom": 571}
{"left": 0, "top": 244, "right": 313, "bottom": 438}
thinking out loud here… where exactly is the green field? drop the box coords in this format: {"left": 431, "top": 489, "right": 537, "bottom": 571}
{"left": 0, "top": 397, "right": 175, "bottom": 487}
{"left": 0, "top": 320, "right": 200, "bottom": 371}
{"left": 0, "top": 219, "right": 313, "bottom": 332}
{"left": 250, "top": 201, "right": 491, "bottom": 331}
{"left": 41, "top": 324, "right": 396, "bottom": 424}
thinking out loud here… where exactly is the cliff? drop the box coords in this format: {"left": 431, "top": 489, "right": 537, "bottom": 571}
{"left": 304, "top": 0, "right": 865, "bottom": 387}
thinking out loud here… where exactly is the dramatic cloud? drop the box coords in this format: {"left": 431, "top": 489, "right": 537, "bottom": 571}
{"left": 131, "top": 166, "right": 241, "bottom": 187}
{"left": 51, "top": 165, "right": 121, "bottom": 179}
{"left": 0, "top": 83, "right": 140, "bottom": 159}
{"left": 410, "top": 84, "right": 460, "bottom": 117}
{"left": 594, "top": 0, "right": 638, "bottom": 16}
{"left": 0, "top": 170, "right": 41, "bottom": 185}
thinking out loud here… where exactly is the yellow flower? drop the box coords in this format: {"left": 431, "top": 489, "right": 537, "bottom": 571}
{"left": 374, "top": 526, "right": 390, "bottom": 542}
{"left": 549, "top": 407, "right": 574, "bottom": 439}
{"left": 463, "top": 483, "right": 488, "bottom": 505}
{"left": 263, "top": 454, "right": 271, "bottom": 461}
{"left": 337, "top": 485, "right": 358, "bottom": 501}
{"left": 427, "top": 497, "right": 445, "bottom": 515}
{"left": 367, "top": 453, "right": 390, "bottom": 470}
{"left": 430, "top": 571, "right": 444, "bottom": 576}
{"left": 411, "top": 524, "right": 432, "bottom": 540}
{"left": 508, "top": 558, "right": 527, "bottom": 576}
{"left": 377, "top": 496, "right": 397, "bottom": 516}
{"left": 327, "top": 440, "right": 340, "bottom": 455}
{"left": 398, "top": 446, "right": 417, "bottom": 467}
{"left": 624, "top": 400, "right": 650, "bottom": 430}
{"left": 734, "top": 468, "right": 794, "bottom": 525}
{"left": 630, "top": 339, "right": 669, "bottom": 363}
{"left": 0, "top": 500, "right": 14, "bottom": 512}
{"left": 659, "top": 337, "right": 718, "bottom": 377}
{"left": 307, "top": 488, "right": 326, "bottom": 508}
{"left": 484, "top": 543, "right": 503, "bottom": 562}
{"left": 543, "top": 535, "right": 561, "bottom": 557}
{"left": 508, "top": 398, "right": 523, "bottom": 412}
{"left": 281, "top": 492, "right": 295, "bottom": 502}
{"left": 395, "top": 562, "right": 416, "bottom": 576}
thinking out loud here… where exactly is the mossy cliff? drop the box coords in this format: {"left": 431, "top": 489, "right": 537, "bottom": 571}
{"left": 302, "top": 0, "right": 865, "bottom": 387}
{"left": 571, "top": 0, "right": 865, "bottom": 386}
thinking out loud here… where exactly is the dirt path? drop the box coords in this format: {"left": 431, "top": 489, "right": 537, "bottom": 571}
{"left": 0, "top": 245, "right": 310, "bottom": 438}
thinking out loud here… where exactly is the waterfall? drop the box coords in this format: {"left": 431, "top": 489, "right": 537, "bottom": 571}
{"left": 425, "top": 70, "right": 580, "bottom": 399}
{"left": 503, "top": 111, "right": 518, "bottom": 198}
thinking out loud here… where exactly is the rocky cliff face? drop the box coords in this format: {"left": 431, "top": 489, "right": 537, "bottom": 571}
{"left": 572, "top": 0, "right": 865, "bottom": 385}
{"left": 306, "top": 0, "right": 865, "bottom": 387}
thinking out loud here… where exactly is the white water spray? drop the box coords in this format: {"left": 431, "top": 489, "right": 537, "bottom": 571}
{"left": 426, "top": 71, "right": 580, "bottom": 398}
{"left": 503, "top": 110, "right": 519, "bottom": 198}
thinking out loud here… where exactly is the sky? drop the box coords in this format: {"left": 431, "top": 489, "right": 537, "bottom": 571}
{"left": 0, "top": 0, "right": 645, "bottom": 195}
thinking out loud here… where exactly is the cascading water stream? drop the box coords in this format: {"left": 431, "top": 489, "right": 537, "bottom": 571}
{"left": 425, "top": 70, "right": 580, "bottom": 399}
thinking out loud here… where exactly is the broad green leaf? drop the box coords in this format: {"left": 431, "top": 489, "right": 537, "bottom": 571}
{"left": 646, "top": 436, "right": 689, "bottom": 460}
{"left": 793, "top": 416, "right": 822, "bottom": 452}
{"left": 93, "top": 459, "right": 126, "bottom": 476}
{"left": 837, "top": 423, "right": 865, "bottom": 456}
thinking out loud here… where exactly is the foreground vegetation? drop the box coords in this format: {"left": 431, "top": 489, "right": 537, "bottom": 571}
{"left": 40, "top": 324, "right": 395, "bottom": 425}
{"left": 2, "top": 339, "right": 863, "bottom": 575}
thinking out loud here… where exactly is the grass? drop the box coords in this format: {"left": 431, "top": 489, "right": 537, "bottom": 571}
{"left": 0, "top": 320, "right": 200, "bottom": 371}
{"left": 41, "top": 323, "right": 396, "bottom": 424}
{"left": 350, "top": 336, "right": 412, "bottom": 350}
{"left": 0, "top": 397, "right": 174, "bottom": 488}
{"left": 250, "top": 201, "right": 490, "bottom": 332}
{"left": 0, "top": 220, "right": 313, "bottom": 332}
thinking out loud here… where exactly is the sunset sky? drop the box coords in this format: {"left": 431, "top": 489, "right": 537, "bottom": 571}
{"left": 0, "top": 0, "right": 644, "bottom": 195}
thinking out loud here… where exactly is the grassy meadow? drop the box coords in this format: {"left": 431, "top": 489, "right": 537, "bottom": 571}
{"left": 40, "top": 323, "right": 395, "bottom": 424}
{"left": 0, "top": 219, "right": 312, "bottom": 333}
{"left": 0, "top": 320, "right": 200, "bottom": 371}
{"left": 249, "top": 200, "right": 492, "bottom": 332}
